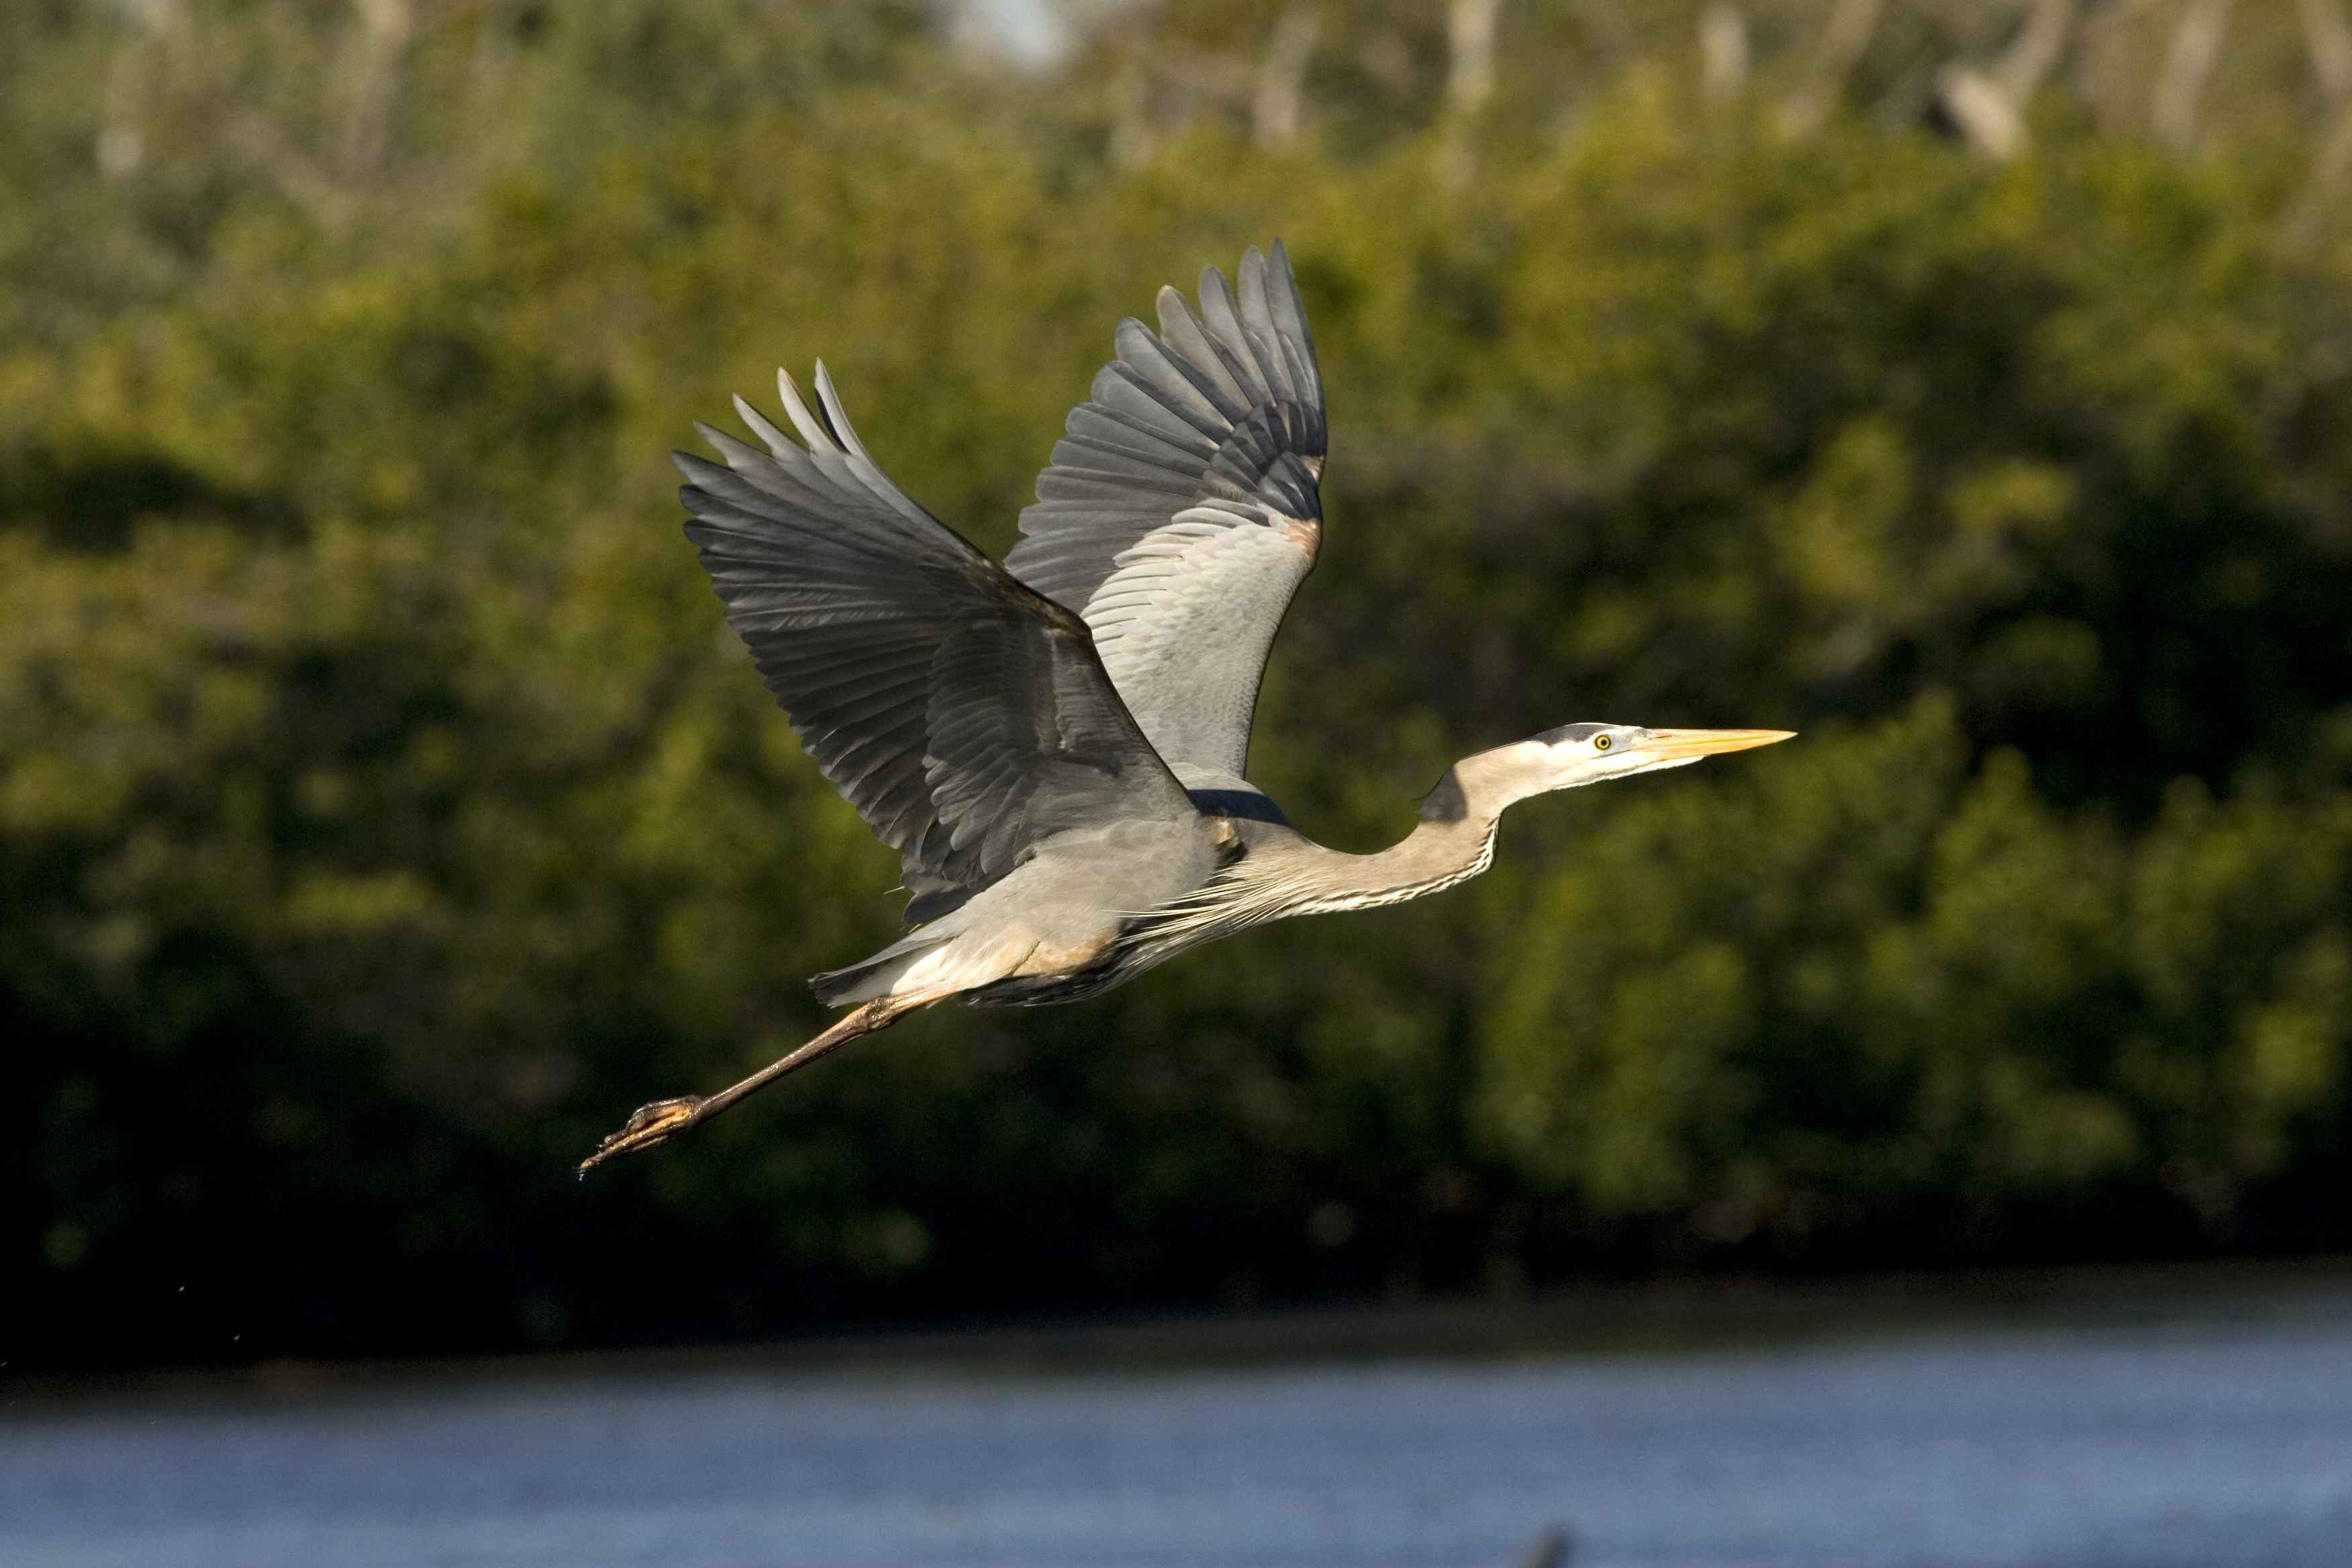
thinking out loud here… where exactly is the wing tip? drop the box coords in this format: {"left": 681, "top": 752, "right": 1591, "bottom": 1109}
{"left": 673, "top": 446, "right": 727, "bottom": 483}
{"left": 776, "top": 365, "right": 836, "bottom": 452}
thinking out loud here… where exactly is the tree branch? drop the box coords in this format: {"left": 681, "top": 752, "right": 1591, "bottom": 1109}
{"left": 1781, "top": 0, "right": 1887, "bottom": 138}
{"left": 1996, "top": 0, "right": 2077, "bottom": 105}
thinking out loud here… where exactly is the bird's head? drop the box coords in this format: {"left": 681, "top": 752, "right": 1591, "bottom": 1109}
{"left": 1438, "top": 723, "right": 1794, "bottom": 816}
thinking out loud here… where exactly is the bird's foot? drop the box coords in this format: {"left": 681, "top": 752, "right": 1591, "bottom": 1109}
{"left": 578, "top": 1095, "right": 706, "bottom": 1173}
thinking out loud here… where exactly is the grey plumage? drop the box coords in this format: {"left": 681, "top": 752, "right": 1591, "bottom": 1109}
{"left": 580, "top": 243, "right": 1792, "bottom": 1171}
{"left": 1007, "top": 241, "right": 1325, "bottom": 792}
{"left": 679, "top": 363, "right": 1194, "bottom": 927}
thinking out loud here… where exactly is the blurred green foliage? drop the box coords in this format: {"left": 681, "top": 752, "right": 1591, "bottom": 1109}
{"left": 6, "top": 1, "right": 2352, "bottom": 1369}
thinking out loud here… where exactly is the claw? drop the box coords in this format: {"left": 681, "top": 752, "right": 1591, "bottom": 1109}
{"left": 578, "top": 1095, "right": 706, "bottom": 1172}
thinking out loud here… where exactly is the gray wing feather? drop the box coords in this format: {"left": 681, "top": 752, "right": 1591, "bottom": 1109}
{"left": 1006, "top": 241, "right": 1326, "bottom": 786}
{"left": 679, "top": 366, "right": 1194, "bottom": 922}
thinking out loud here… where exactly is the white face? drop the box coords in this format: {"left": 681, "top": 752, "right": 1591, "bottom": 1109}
{"left": 1534, "top": 722, "right": 1797, "bottom": 787}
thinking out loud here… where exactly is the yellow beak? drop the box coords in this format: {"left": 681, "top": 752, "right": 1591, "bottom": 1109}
{"left": 1639, "top": 728, "right": 1797, "bottom": 760}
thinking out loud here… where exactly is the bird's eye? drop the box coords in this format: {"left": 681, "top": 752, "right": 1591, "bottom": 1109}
{"left": 1592, "top": 734, "right": 1612, "bottom": 752}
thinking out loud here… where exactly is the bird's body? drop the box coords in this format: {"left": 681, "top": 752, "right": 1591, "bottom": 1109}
{"left": 816, "top": 810, "right": 1226, "bottom": 1009}
{"left": 581, "top": 244, "right": 1790, "bottom": 1170}
{"left": 819, "top": 756, "right": 1503, "bottom": 1011}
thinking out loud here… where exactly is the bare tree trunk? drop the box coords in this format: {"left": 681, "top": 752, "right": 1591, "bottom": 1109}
{"left": 2151, "top": 0, "right": 2236, "bottom": 152}
{"left": 2285, "top": 0, "right": 2352, "bottom": 244}
{"left": 1781, "top": 0, "right": 1886, "bottom": 138}
{"left": 1253, "top": 7, "right": 1322, "bottom": 150}
{"left": 1435, "top": 0, "right": 1506, "bottom": 187}
{"left": 1447, "top": 0, "right": 1506, "bottom": 119}
{"left": 96, "top": 0, "right": 179, "bottom": 179}
{"left": 342, "top": 0, "right": 418, "bottom": 179}
{"left": 1700, "top": 3, "right": 1751, "bottom": 104}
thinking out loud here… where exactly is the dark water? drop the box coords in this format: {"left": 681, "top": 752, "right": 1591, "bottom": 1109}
{"left": 7, "top": 1285, "right": 2351, "bottom": 1567}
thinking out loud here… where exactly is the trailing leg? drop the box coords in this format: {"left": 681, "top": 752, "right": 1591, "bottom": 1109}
{"left": 578, "top": 991, "right": 944, "bottom": 1172}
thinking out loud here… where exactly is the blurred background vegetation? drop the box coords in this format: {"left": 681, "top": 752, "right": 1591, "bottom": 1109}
{"left": 7, "top": 0, "right": 2352, "bottom": 1372}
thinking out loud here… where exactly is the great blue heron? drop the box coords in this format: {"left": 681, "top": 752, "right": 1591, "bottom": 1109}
{"left": 581, "top": 242, "right": 1790, "bottom": 1171}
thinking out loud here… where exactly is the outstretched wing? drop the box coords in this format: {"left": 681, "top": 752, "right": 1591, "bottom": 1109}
{"left": 1005, "top": 241, "right": 1326, "bottom": 790}
{"left": 678, "top": 366, "right": 1195, "bottom": 922}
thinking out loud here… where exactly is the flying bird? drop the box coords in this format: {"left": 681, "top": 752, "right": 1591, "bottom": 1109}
{"left": 581, "top": 242, "right": 1790, "bottom": 1170}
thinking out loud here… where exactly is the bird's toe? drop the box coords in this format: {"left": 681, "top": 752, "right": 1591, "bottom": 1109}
{"left": 578, "top": 1095, "right": 705, "bottom": 1172}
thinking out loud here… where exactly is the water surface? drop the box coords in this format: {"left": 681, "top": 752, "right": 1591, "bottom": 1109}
{"left": 7, "top": 1283, "right": 2350, "bottom": 1567}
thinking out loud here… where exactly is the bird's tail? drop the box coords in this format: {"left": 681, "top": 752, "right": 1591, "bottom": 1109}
{"left": 808, "top": 928, "right": 955, "bottom": 1008}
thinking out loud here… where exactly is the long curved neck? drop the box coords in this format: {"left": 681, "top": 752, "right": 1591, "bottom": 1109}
{"left": 1257, "top": 756, "right": 1524, "bottom": 914}
{"left": 1135, "top": 752, "right": 1546, "bottom": 954}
